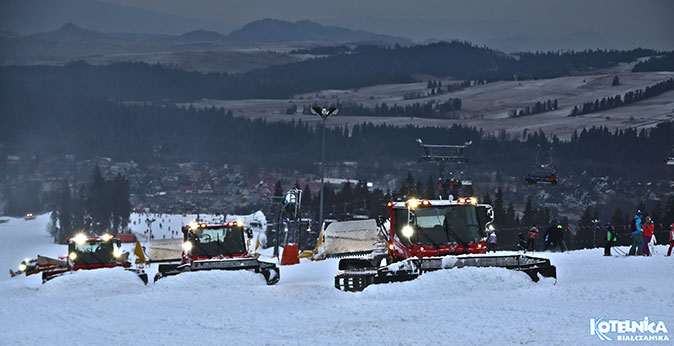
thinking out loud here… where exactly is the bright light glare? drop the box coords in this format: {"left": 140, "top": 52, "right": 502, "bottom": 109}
{"left": 19, "top": 264, "right": 26, "bottom": 271}
{"left": 402, "top": 225, "right": 414, "bottom": 238}
{"left": 182, "top": 242, "right": 193, "bottom": 252}
{"left": 73, "top": 233, "right": 87, "bottom": 245}
{"left": 113, "top": 247, "right": 124, "bottom": 258}
{"left": 69, "top": 252, "right": 77, "bottom": 260}
{"left": 101, "top": 234, "right": 112, "bottom": 241}
{"left": 189, "top": 221, "right": 199, "bottom": 230}
{"left": 407, "top": 199, "right": 419, "bottom": 209}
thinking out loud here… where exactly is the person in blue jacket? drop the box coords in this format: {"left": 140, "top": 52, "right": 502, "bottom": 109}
{"left": 628, "top": 210, "right": 643, "bottom": 256}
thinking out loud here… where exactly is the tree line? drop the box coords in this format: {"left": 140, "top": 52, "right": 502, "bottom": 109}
{"left": 0, "top": 44, "right": 664, "bottom": 102}
{"left": 569, "top": 78, "right": 674, "bottom": 116}
{"left": 298, "top": 99, "right": 462, "bottom": 119}
{"left": 2, "top": 86, "right": 673, "bottom": 182}
{"left": 633, "top": 52, "right": 674, "bottom": 72}
{"left": 46, "top": 167, "right": 131, "bottom": 244}
{"left": 509, "top": 99, "right": 558, "bottom": 117}
{"left": 275, "top": 168, "right": 674, "bottom": 234}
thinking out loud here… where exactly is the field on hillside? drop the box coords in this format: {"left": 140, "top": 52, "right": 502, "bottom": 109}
{"left": 1, "top": 214, "right": 672, "bottom": 345}
{"left": 188, "top": 65, "right": 674, "bottom": 139}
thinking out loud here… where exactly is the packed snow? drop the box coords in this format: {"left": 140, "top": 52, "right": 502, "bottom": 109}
{"left": 1, "top": 214, "right": 672, "bottom": 345}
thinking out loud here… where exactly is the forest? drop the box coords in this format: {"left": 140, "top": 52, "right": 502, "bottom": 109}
{"left": 0, "top": 43, "right": 665, "bottom": 102}
{"left": 1, "top": 86, "right": 673, "bottom": 182}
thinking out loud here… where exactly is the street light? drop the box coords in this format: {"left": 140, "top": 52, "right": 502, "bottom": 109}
{"left": 311, "top": 106, "right": 338, "bottom": 234}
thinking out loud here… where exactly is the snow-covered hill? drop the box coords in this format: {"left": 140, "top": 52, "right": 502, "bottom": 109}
{"left": 1, "top": 214, "right": 672, "bottom": 345}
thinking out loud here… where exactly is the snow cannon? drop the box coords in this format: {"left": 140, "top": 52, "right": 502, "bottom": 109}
{"left": 153, "top": 220, "right": 279, "bottom": 285}
{"left": 334, "top": 198, "right": 557, "bottom": 291}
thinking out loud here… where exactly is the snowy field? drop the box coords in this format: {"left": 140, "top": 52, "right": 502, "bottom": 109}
{"left": 1, "top": 214, "right": 673, "bottom": 345}
{"left": 187, "top": 66, "right": 674, "bottom": 140}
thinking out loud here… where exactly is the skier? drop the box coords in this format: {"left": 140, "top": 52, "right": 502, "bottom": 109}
{"left": 604, "top": 222, "right": 617, "bottom": 256}
{"left": 486, "top": 230, "right": 497, "bottom": 253}
{"left": 667, "top": 223, "right": 674, "bottom": 256}
{"left": 628, "top": 210, "right": 643, "bottom": 256}
{"left": 543, "top": 223, "right": 555, "bottom": 251}
{"left": 641, "top": 216, "right": 654, "bottom": 256}
{"left": 517, "top": 231, "right": 527, "bottom": 252}
{"left": 557, "top": 225, "right": 567, "bottom": 252}
{"left": 527, "top": 224, "right": 539, "bottom": 252}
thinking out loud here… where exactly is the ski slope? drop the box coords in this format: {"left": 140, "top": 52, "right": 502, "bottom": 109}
{"left": 1, "top": 214, "right": 673, "bottom": 345}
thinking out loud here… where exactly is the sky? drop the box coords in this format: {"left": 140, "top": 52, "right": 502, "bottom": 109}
{"left": 1, "top": 0, "right": 672, "bottom": 51}
{"left": 98, "top": 0, "right": 673, "bottom": 49}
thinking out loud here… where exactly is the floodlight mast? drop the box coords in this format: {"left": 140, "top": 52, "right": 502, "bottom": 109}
{"left": 311, "top": 107, "right": 338, "bottom": 234}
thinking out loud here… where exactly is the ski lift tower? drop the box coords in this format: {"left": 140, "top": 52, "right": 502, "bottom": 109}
{"left": 416, "top": 138, "right": 472, "bottom": 197}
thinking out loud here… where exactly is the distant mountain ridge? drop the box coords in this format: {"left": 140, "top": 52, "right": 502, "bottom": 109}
{"left": 29, "top": 22, "right": 109, "bottom": 42}
{"left": 16, "top": 19, "right": 410, "bottom": 45}
{"left": 178, "top": 29, "right": 228, "bottom": 42}
{"left": 224, "top": 18, "right": 410, "bottom": 44}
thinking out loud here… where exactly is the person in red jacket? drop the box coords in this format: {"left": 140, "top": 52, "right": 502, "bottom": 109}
{"left": 667, "top": 223, "right": 674, "bottom": 256}
{"left": 641, "top": 216, "right": 654, "bottom": 256}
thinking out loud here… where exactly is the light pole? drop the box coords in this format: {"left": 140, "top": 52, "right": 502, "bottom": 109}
{"left": 592, "top": 218, "right": 599, "bottom": 248}
{"left": 311, "top": 106, "right": 338, "bottom": 234}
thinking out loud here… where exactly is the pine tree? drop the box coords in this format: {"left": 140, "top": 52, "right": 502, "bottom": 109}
{"left": 493, "top": 188, "right": 505, "bottom": 226}
{"left": 89, "top": 166, "right": 109, "bottom": 234}
{"left": 302, "top": 184, "right": 313, "bottom": 215}
{"left": 273, "top": 180, "right": 283, "bottom": 197}
{"left": 424, "top": 175, "right": 436, "bottom": 199}
{"left": 56, "top": 179, "right": 72, "bottom": 244}
{"left": 664, "top": 196, "right": 674, "bottom": 225}
{"left": 110, "top": 174, "right": 130, "bottom": 234}
{"left": 612, "top": 76, "right": 620, "bottom": 86}
{"left": 611, "top": 207, "right": 624, "bottom": 227}
{"left": 482, "top": 193, "right": 492, "bottom": 206}
{"left": 506, "top": 202, "right": 516, "bottom": 227}
{"left": 522, "top": 196, "right": 534, "bottom": 226}
{"left": 579, "top": 207, "right": 593, "bottom": 226}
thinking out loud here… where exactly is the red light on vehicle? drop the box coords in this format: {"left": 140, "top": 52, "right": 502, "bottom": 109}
{"left": 421, "top": 199, "right": 431, "bottom": 206}
{"left": 387, "top": 202, "right": 393, "bottom": 207}
{"left": 388, "top": 243, "right": 394, "bottom": 250}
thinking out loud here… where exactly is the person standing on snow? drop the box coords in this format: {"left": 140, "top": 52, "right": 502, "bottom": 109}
{"left": 558, "top": 224, "right": 567, "bottom": 252}
{"left": 628, "top": 210, "right": 643, "bottom": 256}
{"left": 543, "top": 222, "right": 557, "bottom": 251}
{"left": 527, "top": 224, "right": 539, "bottom": 252}
{"left": 517, "top": 230, "right": 527, "bottom": 252}
{"left": 487, "top": 230, "right": 497, "bottom": 253}
{"left": 641, "top": 216, "right": 654, "bottom": 256}
{"left": 604, "top": 222, "right": 617, "bottom": 256}
{"left": 667, "top": 223, "right": 674, "bottom": 256}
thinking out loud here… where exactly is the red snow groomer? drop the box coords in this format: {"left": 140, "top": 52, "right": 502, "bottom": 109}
{"left": 153, "top": 220, "right": 280, "bottom": 285}
{"left": 10, "top": 234, "right": 148, "bottom": 284}
{"left": 334, "top": 197, "right": 557, "bottom": 291}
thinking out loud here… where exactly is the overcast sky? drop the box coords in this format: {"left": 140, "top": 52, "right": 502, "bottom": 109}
{"left": 97, "top": 0, "right": 673, "bottom": 49}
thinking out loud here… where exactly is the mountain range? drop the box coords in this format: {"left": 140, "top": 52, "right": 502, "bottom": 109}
{"left": 4, "top": 18, "right": 409, "bottom": 45}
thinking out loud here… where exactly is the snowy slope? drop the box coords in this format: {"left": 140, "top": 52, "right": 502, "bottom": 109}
{"left": 1, "top": 214, "right": 673, "bottom": 345}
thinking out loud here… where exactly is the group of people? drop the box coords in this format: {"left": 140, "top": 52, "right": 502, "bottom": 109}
{"left": 485, "top": 210, "right": 674, "bottom": 257}
{"left": 612, "top": 210, "right": 674, "bottom": 257}
{"left": 516, "top": 223, "right": 567, "bottom": 253}
{"left": 486, "top": 222, "right": 568, "bottom": 253}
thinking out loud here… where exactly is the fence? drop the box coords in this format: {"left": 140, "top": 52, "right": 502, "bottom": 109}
{"left": 493, "top": 224, "right": 671, "bottom": 251}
